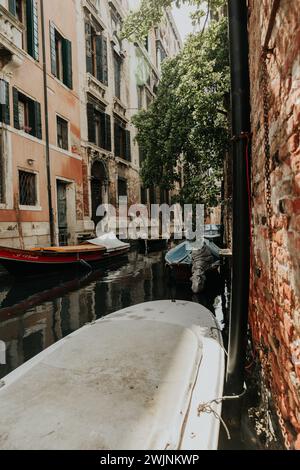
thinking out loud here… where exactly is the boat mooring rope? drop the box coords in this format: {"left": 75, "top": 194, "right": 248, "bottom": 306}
{"left": 198, "top": 388, "right": 247, "bottom": 441}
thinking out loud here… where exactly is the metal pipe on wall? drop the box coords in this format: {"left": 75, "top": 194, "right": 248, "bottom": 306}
{"left": 41, "top": 0, "right": 55, "bottom": 246}
{"left": 226, "top": 0, "right": 251, "bottom": 396}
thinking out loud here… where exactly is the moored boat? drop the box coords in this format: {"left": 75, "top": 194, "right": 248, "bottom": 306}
{"left": 0, "top": 300, "right": 225, "bottom": 450}
{"left": 0, "top": 233, "right": 130, "bottom": 276}
{"left": 165, "top": 240, "right": 220, "bottom": 285}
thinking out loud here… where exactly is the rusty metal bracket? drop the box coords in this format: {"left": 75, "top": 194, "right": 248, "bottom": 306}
{"left": 262, "top": 0, "right": 281, "bottom": 52}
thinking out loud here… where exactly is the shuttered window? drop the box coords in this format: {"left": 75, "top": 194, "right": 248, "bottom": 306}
{"left": 10, "top": 1, "right": 39, "bottom": 60}
{"left": 114, "top": 118, "right": 131, "bottom": 161}
{"left": 96, "top": 35, "right": 108, "bottom": 85}
{"left": 85, "top": 22, "right": 93, "bottom": 74}
{"left": 26, "top": 0, "right": 39, "bottom": 60}
{"left": 13, "top": 88, "right": 42, "bottom": 139}
{"left": 50, "top": 23, "right": 73, "bottom": 89}
{"left": 85, "top": 23, "right": 108, "bottom": 86}
{"left": 87, "top": 101, "right": 111, "bottom": 151}
{"left": 0, "top": 80, "right": 10, "bottom": 125}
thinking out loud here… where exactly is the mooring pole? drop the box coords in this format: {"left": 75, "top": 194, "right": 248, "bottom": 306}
{"left": 41, "top": 0, "right": 56, "bottom": 246}
{"left": 226, "top": 0, "right": 251, "bottom": 396}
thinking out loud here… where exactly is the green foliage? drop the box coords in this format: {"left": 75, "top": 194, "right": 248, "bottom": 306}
{"left": 121, "top": 0, "right": 226, "bottom": 41}
{"left": 133, "top": 17, "right": 230, "bottom": 207}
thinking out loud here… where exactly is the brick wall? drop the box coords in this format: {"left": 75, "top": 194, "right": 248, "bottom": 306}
{"left": 248, "top": 0, "right": 300, "bottom": 448}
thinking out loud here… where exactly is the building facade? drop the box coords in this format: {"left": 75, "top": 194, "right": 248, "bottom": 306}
{"left": 77, "top": 0, "right": 181, "bottom": 235}
{"left": 0, "top": 0, "right": 83, "bottom": 248}
{"left": 0, "top": 0, "right": 181, "bottom": 248}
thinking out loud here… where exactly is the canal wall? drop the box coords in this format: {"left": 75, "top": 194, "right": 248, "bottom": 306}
{"left": 248, "top": 0, "right": 300, "bottom": 449}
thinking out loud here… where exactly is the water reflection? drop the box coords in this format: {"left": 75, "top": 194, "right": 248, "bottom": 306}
{"left": 0, "top": 249, "right": 231, "bottom": 380}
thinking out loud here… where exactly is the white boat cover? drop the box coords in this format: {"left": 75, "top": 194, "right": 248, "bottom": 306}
{"left": 0, "top": 301, "right": 224, "bottom": 450}
{"left": 87, "top": 232, "right": 130, "bottom": 253}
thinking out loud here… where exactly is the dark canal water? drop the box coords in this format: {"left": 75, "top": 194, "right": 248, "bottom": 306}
{"left": 0, "top": 247, "right": 236, "bottom": 447}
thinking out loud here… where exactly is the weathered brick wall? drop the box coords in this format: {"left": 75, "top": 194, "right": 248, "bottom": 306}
{"left": 248, "top": 0, "right": 300, "bottom": 448}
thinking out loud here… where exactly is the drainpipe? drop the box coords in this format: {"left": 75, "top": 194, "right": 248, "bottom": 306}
{"left": 226, "top": 0, "right": 251, "bottom": 396}
{"left": 41, "top": 0, "right": 55, "bottom": 246}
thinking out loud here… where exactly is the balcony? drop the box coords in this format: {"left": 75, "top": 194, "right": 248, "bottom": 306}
{"left": 0, "top": 5, "right": 25, "bottom": 72}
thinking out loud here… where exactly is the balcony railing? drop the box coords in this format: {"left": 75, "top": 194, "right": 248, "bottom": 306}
{"left": 0, "top": 5, "right": 25, "bottom": 71}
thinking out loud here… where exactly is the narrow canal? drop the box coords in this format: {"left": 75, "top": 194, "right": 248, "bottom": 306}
{"left": 0, "top": 247, "right": 238, "bottom": 447}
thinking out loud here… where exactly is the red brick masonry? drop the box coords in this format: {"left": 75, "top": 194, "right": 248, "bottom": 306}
{"left": 248, "top": 0, "right": 300, "bottom": 448}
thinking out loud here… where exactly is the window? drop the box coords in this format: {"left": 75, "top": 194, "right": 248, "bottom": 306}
{"left": 57, "top": 116, "right": 69, "bottom": 150}
{"left": 114, "top": 53, "right": 122, "bottom": 100}
{"left": 114, "top": 118, "right": 131, "bottom": 161}
{"left": 111, "top": 12, "right": 122, "bottom": 39}
{"left": 13, "top": 88, "right": 42, "bottom": 139}
{"left": 50, "top": 23, "right": 73, "bottom": 89}
{"left": 19, "top": 170, "right": 37, "bottom": 206}
{"left": 156, "top": 42, "right": 167, "bottom": 70}
{"left": 85, "top": 23, "right": 108, "bottom": 85}
{"left": 118, "top": 178, "right": 127, "bottom": 198}
{"left": 0, "top": 79, "right": 10, "bottom": 125}
{"left": 87, "top": 99, "right": 111, "bottom": 151}
{"left": 9, "top": 0, "right": 39, "bottom": 60}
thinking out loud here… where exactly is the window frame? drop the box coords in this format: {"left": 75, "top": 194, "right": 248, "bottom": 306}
{"left": 18, "top": 169, "right": 39, "bottom": 209}
{"left": 13, "top": 88, "right": 42, "bottom": 139}
{"left": 56, "top": 114, "right": 69, "bottom": 151}
{"left": 50, "top": 22, "right": 73, "bottom": 89}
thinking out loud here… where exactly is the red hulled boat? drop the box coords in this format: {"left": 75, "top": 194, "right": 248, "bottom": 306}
{"left": 0, "top": 234, "right": 130, "bottom": 276}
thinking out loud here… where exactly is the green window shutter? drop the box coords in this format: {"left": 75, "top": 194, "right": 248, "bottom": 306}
{"left": 100, "top": 111, "right": 106, "bottom": 149}
{"left": 62, "top": 38, "right": 73, "bottom": 89}
{"left": 34, "top": 101, "right": 42, "bottom": 139}
{"left": 96, "top": 36, "right": 108, "bottom": 85}
{"left": 102, "top": 38, "right": 108, "bottom": 86}
{"left": 0, "top": 80, "right": 10, "bottom": 125}
{"left": 26, "top": 0, "right": 39, "bottom": 60}
{"left": 87, "top": 103, "right": 95, "bottom": 143}
{"left": 102, "top": 37, "right": 108, "bottom": 86}
{"left": 85, "top": 22, "right": 93, "bottom": 74}
{"left": 28, "top": 100, "right": 35, "bottom": 136}
{"left": 125, "top": 130, "right": 131, "bottom": 161}
{"left": 114, "top": 121, "right": 120, "bottom": 157}
{"left": 28, "top": 100, "right": 42, "bottom": 138}
{"left": 8, "top": 0, "right": 16, "bottom": 16}
{"left": 13, "top": 87, "right": 20, "bottom": 130}
{"left": 32, "top": 1, "right": 39, "bottom": 60}
{"left": 105, "top": 114, "right": 111, "bottom": 151}
{"left": 49, "top": 22, "right": 57, "bottom": 76}
{"left": 95, "top": 35, "right": 103, "bottom": 82}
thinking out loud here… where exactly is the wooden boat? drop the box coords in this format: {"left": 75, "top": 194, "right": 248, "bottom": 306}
{"left": 0, "top": 300, "right": 225, "bottom": 450}
{"left": 0, "top": 234, "right": 130, "bottom": 276}
{"left": 166, "top": 240, "right": 220, "bottom": 284}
